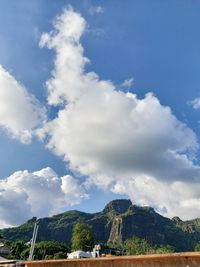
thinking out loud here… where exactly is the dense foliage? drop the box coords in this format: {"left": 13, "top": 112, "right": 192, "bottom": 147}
{"left": 71, "top": 223, "right": 94, "bottom": 251}
{"left": 9, "top": 241, "right": 69, "bottom": 260}
{"left": 9, "top": 240, "right": 26, "bottom": 259}
{"left": 124, "top": 237, "right": 175, "bottom": 255}
{"left": 124, "top": 237, "right": 152, "bottom": 255}
{"left": 195, "top": 243, "right": 200, "bottom": 252}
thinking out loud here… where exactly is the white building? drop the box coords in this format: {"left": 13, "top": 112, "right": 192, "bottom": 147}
{"left": 67, "top": 250, "right": 92, "bottom": 259}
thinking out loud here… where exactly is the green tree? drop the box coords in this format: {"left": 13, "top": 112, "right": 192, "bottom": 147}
{"left": 71, "top": 223, "right": 94, "bottom": 251}
{"left": 20, "top": 241, "right": 68, "bottom": 260}
{"left": 53, "top": 251, "right": 66, "bottom": 259}
{"left": 195, "top": 243, "right": 200, "bottom": 251}
{"left": 9, "top": 240, "right": 26, "bottom": 259}
{"left": 20, "top": 247, "right": 30, "bottom": 260}
{"left": 36, "top": 241, "right": 68, "bottom": 259}
{"left": 124, "top": 237, "right": 152, "bottom": 255}
{"left": 155, "top": 245, "right": 175, "bottom": 254}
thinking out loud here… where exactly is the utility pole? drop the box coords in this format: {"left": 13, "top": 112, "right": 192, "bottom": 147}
{"left": 28, "top": 221, "right": 39, "bottom": 261}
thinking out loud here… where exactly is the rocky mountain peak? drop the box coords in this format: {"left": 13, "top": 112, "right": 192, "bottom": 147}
{"left": 172, "top": 216, "right": 182, "bottom": 223}
{"left": 103, "top": 199, "right": 132, "bottom": 214}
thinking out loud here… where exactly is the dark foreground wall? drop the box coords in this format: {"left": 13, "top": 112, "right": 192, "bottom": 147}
{"left": 22, "top": 252, "right": 200, "bottom": 267}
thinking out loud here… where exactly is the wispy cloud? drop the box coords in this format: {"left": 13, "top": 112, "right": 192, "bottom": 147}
{"left": 189, "top": 97, "right": 200, "bottom": 110}
{"left": 121, "top": 78, "right": 134, "bottom": 91}
{"left": 88, "top": 5, "right": 104, "bottom": 15}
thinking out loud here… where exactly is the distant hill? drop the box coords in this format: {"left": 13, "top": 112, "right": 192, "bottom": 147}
{"left": 1, "top": 199, "right": 200, "bottom": 251}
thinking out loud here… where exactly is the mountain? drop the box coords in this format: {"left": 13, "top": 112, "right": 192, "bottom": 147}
{"left": 1, "top": 199, "right": 200, "bottom": 251}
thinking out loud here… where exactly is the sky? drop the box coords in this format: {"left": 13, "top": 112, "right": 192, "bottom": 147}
{"left": 1, "top": 0, "right": 200, "bottom": 227}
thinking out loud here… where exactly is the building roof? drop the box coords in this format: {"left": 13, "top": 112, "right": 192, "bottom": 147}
{"left": 0, "top": 256, "right": 7, "bottom": 261}
{"left": 68, "top": 250, "right": 92, "bottom": 259}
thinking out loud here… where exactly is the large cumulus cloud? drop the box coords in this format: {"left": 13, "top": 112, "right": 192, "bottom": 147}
{"left": 0, "top": 167, "right": 88, "bottom": 228}
{"left": 39, "top": 7, "right": 200, "bottom": 219}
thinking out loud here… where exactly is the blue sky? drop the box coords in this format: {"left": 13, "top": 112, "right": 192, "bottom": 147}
{"left": 1, "top": 0, "right": 200, "bottom": 227}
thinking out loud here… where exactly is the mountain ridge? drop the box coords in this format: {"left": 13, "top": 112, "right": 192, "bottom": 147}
{"left": 1, "top": 199, "right": 200, "bottom": 251}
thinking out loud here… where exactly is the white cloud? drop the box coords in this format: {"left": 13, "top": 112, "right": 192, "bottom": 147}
{"left": 88, "top": 5, "right": 104, "bottom": 15}
{"left": 38, "top": 7, "right": 200, "bottom": 220}
{"left": 190, "top": 97, "right": 200, "bottom": 110}
{"left": 112, "top": 175, "right": 200, "bottom": 220}
{"left": 121, "top": 78, "right": 134, "bottom": 90}
{"left": 39, "top": 6, "right": 88, "bottom": 105}
{"left": 0, "top": 167, "right": 88, "bottom": 227}
{"left": 0, "top": 65, "right": 46, "bottom": 143}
